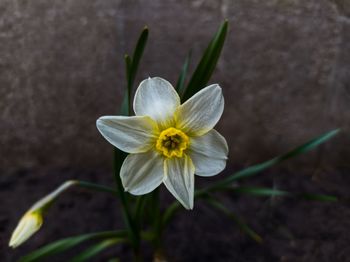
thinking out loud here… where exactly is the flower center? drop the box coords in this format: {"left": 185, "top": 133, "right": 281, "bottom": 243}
{"left": 156, "top": 127, "right": 189, "bottom": 158}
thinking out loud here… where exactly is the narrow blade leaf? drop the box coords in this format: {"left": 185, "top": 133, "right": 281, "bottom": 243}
{"left": 20, "top": 231, "right": 126, "bottom": 262}
{"left": 122, "top": 54, "right": 133, "bottom": 115}
{"left": 69, "top": 238, "right": 125, "bottom": 262}
{"left": 124, "top": 54, "right": 132, "bottom": 83}
{"left": 175, "top": 50, "right": 192, "bottom": 96}
{"left": 233, "top": 187, "right": 290, "bottom": 197}
{"left": 128, "top": 26, "right": 149, "bottom": 89}
{"left": 182, "top": 20, "right": 228, "bottom": 101}
{"left": 298, "top": 193, "right": 338, "bottom": 202}
{"left": 230, "top": 186, "right": 338, "bottom": 203}
{"left": 121, "top": 27, "right": 148, "bottom": 116}
{"left": 216, "top": 129, "right": 340, "bottom": 187}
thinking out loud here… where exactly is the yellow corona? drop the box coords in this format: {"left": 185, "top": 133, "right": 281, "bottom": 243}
{"left": 156, "top": 127, "right": 189, "bottom": 158}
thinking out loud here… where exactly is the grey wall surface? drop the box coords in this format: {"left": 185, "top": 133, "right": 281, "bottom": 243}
{"left": 1, "top": 0, "right": 349, "bottom": 172}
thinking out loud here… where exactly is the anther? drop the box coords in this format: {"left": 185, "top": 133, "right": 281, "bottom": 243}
{"left": 164, "top": 141, "right": 171, "bottom": 147}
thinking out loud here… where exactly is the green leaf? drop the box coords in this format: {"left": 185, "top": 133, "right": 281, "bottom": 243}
{"left": 298, "top": 193, "right": 338, "bottom": 202}
{"left": 175, "top": 50, "right": 192, "bottom": 96}
{"left": 120, "top": 54, "right": 133, "bottom": 116}
{"left": 128, "top": 26, "right": 149, "bottom": 90}
{"left": 231, "top": 187, "right": 337, "bottom": 202}
{"left": 205, "top": 197, "right": 262, "bottom": 243}
{"left": 120, "top": 27, "right": 148, "bottom": 116}
{"left": 233, "top": 187, "right": 290, "bottom": 197}
{"left": 20, "top": 231, "right": 126, "bottom": 262}
{"left": 124, "top": 54, "right": 132, "bottom": 80}
{"left": 208, "top": 129, "right": 340, "bottom": 190}
{"left": 69, "top": 238, "right": 125, "bottom": 262}
{"left": 182, "top": 20, "right": 228, "bottom": 101}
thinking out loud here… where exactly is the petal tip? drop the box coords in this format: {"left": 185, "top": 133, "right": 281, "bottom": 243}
{"left": 208, "top": 83, "right": 222, "bottom": 91}
{"left": 183, "top": 201, "right": 194, "bottom": 210}
{"left": 96, "top": 118, "right": 101, "bottom": 127}
{"left": 96, "top": 117, "right": 106, "bottom": 128}
{"left": 8, "top": 241, "right": 15, "bottom": 248}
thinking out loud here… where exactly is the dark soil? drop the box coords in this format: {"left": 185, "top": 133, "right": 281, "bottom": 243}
{"left": 1, "top": 166, "right": 349, "bottom": 262}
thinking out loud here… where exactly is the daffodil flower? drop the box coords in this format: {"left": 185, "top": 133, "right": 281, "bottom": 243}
{"left": 97, "top": 77, "right": 228, "bottom": 209}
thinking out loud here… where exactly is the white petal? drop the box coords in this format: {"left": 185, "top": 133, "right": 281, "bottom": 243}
{"left": 121, "top": 151, "right": 164, "bottom": 195}
{"left": 176, "top": 84, "right": 224, "bottom": 136}
{"left": 189, "top": 129, "right": 228, "bottom": 177}
{"left": 133, "top": 77, "right": 180, "bottom": 127}
{"left": 164, "top": 154, "right": 195, "bottom": 209}
{"left": 96, "top": 115, "right": 158, "bottom": 153}
{"left": 9, "top": 212, "right": 43, "bottom": 248}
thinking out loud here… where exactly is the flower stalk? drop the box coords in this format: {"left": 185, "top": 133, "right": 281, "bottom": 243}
{"left": 113, "top": 148, "right": 141, "bottom": 261}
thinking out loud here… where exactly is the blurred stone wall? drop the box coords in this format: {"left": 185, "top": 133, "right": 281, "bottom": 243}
{"left": 1, "top": 0, "right": 349, "bottom": 172}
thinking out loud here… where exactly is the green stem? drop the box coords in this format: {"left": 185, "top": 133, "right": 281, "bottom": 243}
{"left": 113, "top": 149, "right": 141, "bottom": 260}
{"left": 134, "top": 195, "right": 147, "bottom": 229}
{"left": 75, "top": 181, "right": 118, "bottom": 195}
{"left": 151, "top": 189, "right": 163, "bottom": 256}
